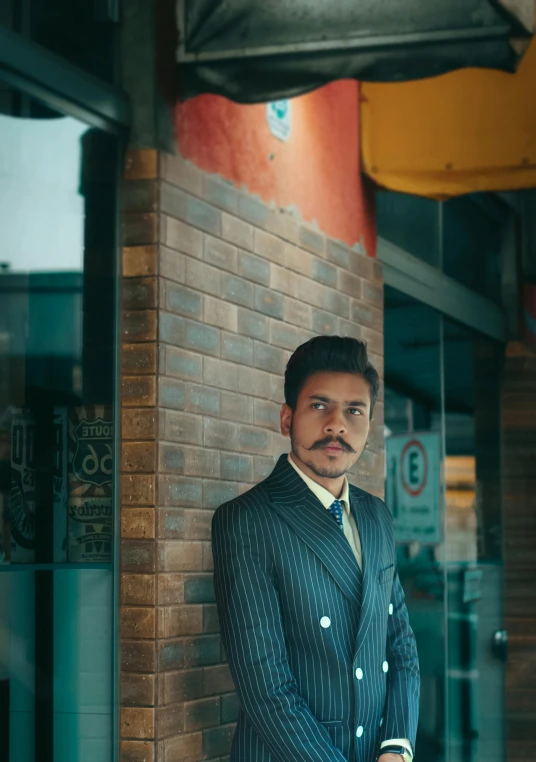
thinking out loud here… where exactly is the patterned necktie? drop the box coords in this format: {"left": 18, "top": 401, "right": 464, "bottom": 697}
{"left": 328, "top": 499, "right": 344, "bottom": 528}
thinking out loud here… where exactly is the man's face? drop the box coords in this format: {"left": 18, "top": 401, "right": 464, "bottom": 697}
{"left": 280, "top": 371, "right": 372, "bottom": 481}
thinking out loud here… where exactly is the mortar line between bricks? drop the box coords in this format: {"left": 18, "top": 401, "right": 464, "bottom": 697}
{"left": 160, "top": 176, "right": 378, "bottom": 262}
{"left": 157, "top": 394, "right": 276, "bottom": 407}
{"left": 121, "top": 471, "right": 158, "bottom": 475}
{"left": 173, "top": 252, "right": 273, "bottom": 289}
{"left": 159, "top": 339, "right": 230, "bottom": 352}
{"left": 121, "top": 437, "right": 157, "bottom": 442}
{"left": 157, "top": 435, "right": 212, "bottom": 445}
{"left": 160, "top": 178, "right": 204, "bottom": 204}
{"left": 120, "top": 736, "right": 157, "bottom": 742}
{"left": 161, "top": 177, "right": 375, "bottom": 258}
{"left": 156, "top": 636, "right": 220, "bottom": 644}
{"left": 160, "top": 181, "right": 222, "bottom": 238}
{"left": 160, "top": 271, "right": 222, "bottom": 290}
{"left": 119, "top": 501, "right": 157, "bottom": 519}
{"left": 121, "top": 637, "right": 158, "bottom": 642}
{"left": 195, "top": 378, "right": 280, "bottom": 393}
{"left": 181, "top": 252, "right": 268, "bottom": 290}
{"left": 283, "top": 284, "right": 362, "bottom": 307}
{"left": 271, "top": 291, "right": 363, "bottom": 316}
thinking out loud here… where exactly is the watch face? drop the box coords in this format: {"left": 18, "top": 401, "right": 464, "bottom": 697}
{"left": 381, "top": 749, "right": 411, "bottom": 761}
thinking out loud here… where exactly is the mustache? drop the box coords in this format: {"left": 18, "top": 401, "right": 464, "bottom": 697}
{"left": 307, "top": 436, "right": 355, "bottom": 454}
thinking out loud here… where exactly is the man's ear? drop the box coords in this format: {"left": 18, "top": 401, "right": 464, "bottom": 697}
{"left": 280, "top": 403, "right": 292, "bottom": 437}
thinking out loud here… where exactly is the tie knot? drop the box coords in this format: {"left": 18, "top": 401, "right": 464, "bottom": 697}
{"left": 329, "top": 499, "right": 344, "bottom": 527}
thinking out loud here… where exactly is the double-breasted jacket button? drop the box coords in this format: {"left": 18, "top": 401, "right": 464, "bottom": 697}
{"left": 355, "top": 668, "right": 363, "bottom": 680}
{"left": 382, "top": 660, "right": 389, "bottom": 673}
{"left": 356, "top": 726, "right": 364, "bottom": 738}
{"left": 320, "top": 616, "right": 331, "bottom": 628}
{"left": 389, "top": 603, "right": 394, "bottom": 615}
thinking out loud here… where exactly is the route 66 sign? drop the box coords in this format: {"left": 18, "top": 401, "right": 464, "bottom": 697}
{"left": 68, "top": 406, "right": 113, "bottom": 562}
{"left": 69, "top": 408, "right": 113, "bottom": 495}
{"left": 71, "top": 418, "right": 113, "bottom": 488}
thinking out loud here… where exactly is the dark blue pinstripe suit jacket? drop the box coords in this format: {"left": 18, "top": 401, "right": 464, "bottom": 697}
{"left": 212, "top": 454, "right": 420, "bottom": 762}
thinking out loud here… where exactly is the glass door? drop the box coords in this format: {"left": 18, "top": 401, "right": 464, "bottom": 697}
{"left": 443, "top": 320, "right": 505, "bottom": 762}
{"left": 0, "top": 78, "right": 120, "bottom": 762}
{"left": 384, "top": 286, "right": 506, "bottom": 762}
{"left": 384, "top": 286, "right": 446, "bottom": 761}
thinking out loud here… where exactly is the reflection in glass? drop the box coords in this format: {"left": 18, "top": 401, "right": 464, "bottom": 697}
{"left": 384, "top": 286, "right": 445, "bottom": 762}
{"left": 377, "top": 191, "right": 441, "bottom": 268}
{"left": 442, "top": 198, "right": 502, "bottom": 303}
{"left": 0, "top": 82, "right": 118, "bottom": 761}
{"left": 0, "top": 0, "right": 118, "bottom": 83}
{"left": 378, "top": 191, "right": 505, "bottom": 304}
{"left": 443, "top": 322, "right": 504, "bottom": 762}
{"left": 384, "top": 286, "right": 505, "bottom": 762}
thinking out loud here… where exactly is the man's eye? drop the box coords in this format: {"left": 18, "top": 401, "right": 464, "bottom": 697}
{"left": 311, "top": 403, "right": 325, "bottom": 410}
{"left": 348, "top": 408, "right": 362, "bottom": 416}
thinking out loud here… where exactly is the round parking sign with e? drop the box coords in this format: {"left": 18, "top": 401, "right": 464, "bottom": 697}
{"left": 401, "top": 439, "right": 428, "bottom": 497}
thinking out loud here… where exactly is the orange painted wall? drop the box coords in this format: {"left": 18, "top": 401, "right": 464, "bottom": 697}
{"left": 176, "top": 80, "right": 376, "bottom": 256}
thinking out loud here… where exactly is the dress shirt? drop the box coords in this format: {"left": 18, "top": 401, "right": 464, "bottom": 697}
{"left": 286, "top": 454, "right": 413, "bottom": 761}
{"left": 287, "top": 454, "right": 362, "bottom": 570}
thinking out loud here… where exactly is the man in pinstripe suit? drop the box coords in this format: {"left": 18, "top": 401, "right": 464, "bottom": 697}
{"left": 212, "top": 336, "right": 420, "bottom": 762}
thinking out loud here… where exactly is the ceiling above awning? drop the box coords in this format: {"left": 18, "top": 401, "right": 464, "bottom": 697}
{"left": 177, "top": 0, "right": 535, "bottom": 103}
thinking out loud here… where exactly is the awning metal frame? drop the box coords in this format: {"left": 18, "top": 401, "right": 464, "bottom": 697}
{"left": 177, "top": 16, "right": 511, "bottom": 64}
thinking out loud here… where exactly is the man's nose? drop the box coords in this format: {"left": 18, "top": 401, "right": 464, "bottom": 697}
{"left": 324, "top": 409, "right": 347, "bottom": 434}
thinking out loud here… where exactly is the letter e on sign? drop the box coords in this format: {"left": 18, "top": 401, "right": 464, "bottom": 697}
{"left": 401, "top": 439, "right": 428, "bottom": 497}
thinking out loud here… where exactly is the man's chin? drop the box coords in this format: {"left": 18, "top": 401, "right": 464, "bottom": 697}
{"left": 302, "top": 458, "right": 349, "bottom": 480}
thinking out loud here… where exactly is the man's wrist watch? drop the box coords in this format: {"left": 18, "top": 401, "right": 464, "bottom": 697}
{"left": 377, "top": 745, "right": 412, "bottom": 762}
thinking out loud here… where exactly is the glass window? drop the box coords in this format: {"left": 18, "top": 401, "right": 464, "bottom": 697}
{"left": 442, "top": 197, "right": 502, "bottom": 302}
{"left": 0, "top": 0, "right": 118, "bottom": 83}
{"left": 0, "top": 80, "right": 119, "bottom": 762}
{"left": 384, "top": 285, "right": 506, "bottom": 762}
{"left": 378, "top": 191, "right": 506, "bottom": 305}
{"left": 443, "top": 321, "right": 504, "bottom": 762}
{"left": 384, "top": 285, "right": 446, "bottom": 762}
{"left": 377, "top": 190, "right": 441, "bottom": 268}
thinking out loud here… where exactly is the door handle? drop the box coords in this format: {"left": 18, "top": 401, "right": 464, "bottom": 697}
{"left": 492, "top": 629, "right": 508, "bottom": 662}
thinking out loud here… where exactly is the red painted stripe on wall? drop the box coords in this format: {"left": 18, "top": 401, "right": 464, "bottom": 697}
{"left": 175, "top": 81, "right": 376, "bottom": 256}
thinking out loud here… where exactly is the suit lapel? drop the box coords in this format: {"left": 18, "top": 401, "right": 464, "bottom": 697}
{"left": 266, "top": 455, "right": 362, "bottom": 610}
{"left": 349, "top": 487, "right": 381, "bottom": 653}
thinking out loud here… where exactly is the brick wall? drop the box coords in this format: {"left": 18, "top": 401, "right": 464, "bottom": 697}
{"left": 502, "top": 342, "right": 536, "bottom": 762}
{"left": 119, "top": 148, "right": 384, "bottom": 762}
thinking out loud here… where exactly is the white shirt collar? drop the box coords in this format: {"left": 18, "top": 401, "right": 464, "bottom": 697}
{"left": 287, "top": 453, "right": 350, "bottom": 514}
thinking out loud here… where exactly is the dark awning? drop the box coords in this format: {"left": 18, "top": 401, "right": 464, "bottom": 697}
{"left": 177, "top": 0, "right": 534, "bottom": 102}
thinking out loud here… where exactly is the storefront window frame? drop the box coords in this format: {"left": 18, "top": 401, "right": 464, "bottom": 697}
{"left": 378, "top": 234, "right": 507, "bottom": 343}
{"left": 0, "top": 26, "right": 130, "bottom": 762}
{"left": 382, "top": 207, "right": 508, "bottom": 761}
{"left": 0, "top": 26, "right": 130, "bottom": 133}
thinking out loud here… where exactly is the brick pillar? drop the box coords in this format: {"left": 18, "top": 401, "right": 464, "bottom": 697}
{"left": 119, "top": 148, "right": 384, "bottom": 762}
{"left": 120, "top": 149, "right": 159, "bottom": 761}
{"left": 502, "top": 341, "right": 536, "bottom": 762}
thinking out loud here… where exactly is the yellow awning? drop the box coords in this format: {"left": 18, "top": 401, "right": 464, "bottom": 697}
{"left": 361, "top": 39, "right": 536, "bottom": 199}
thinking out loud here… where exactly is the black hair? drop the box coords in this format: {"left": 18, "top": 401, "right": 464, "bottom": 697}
{"left": 284, "top": 335, "right": 380, "bottom": 418}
